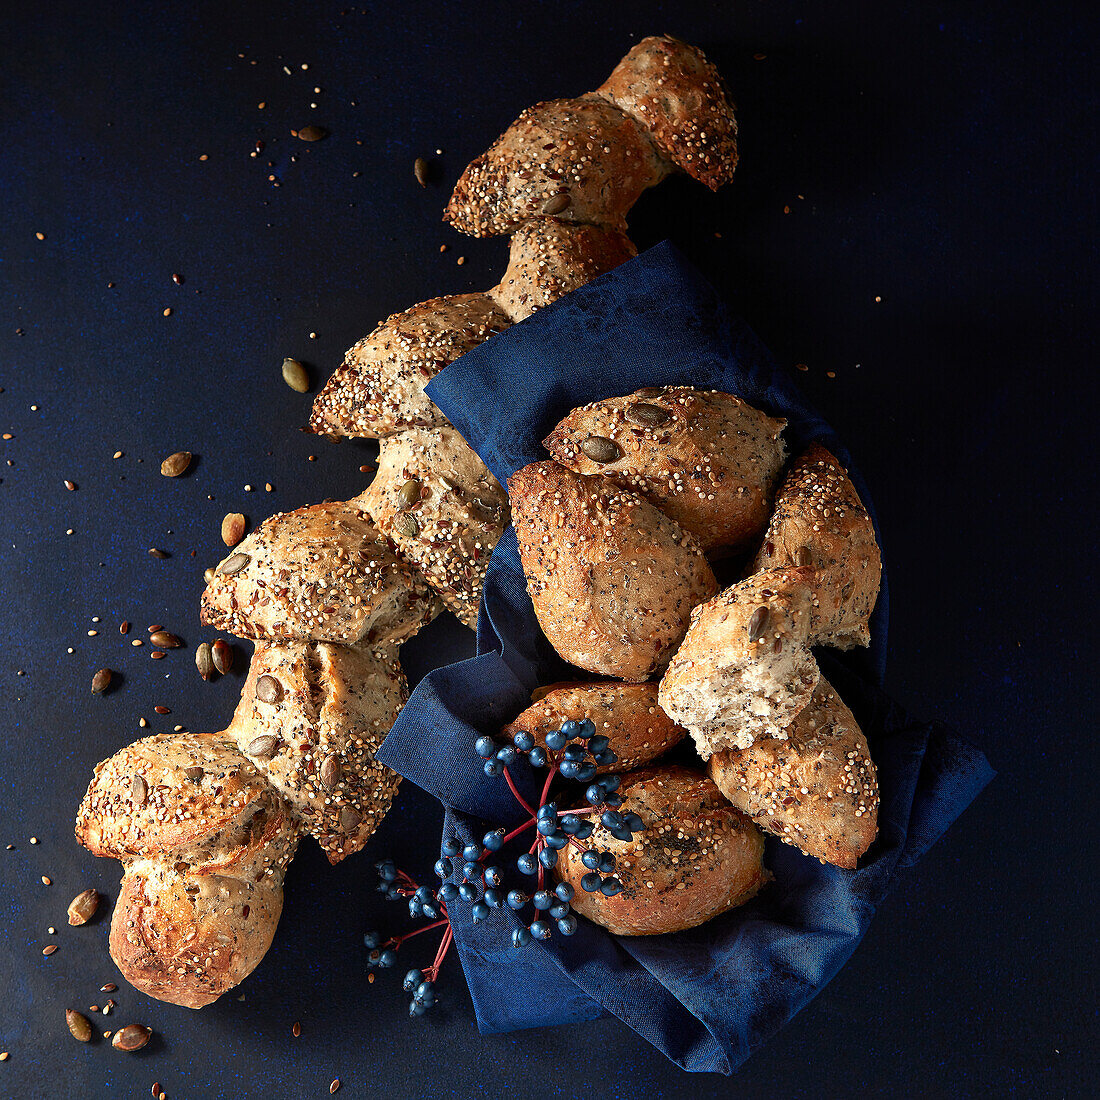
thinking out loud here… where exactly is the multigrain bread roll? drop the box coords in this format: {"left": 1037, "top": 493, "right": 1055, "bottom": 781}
{"left": 509, "top": 461, "right": 717, "bottom": 681}
{"left": 708, "top": 678, "right": 879, "bottom": 868}
{"left": 200, "top": 501, "right": 438, "bottom": 646}
{"left": 751, "top": 443, "right": 882, "bottom": 649}
{"left": 502, "top": 681, "right": 687, "bottom": 773}
{"left": 558, "top": 765, "right": 768, "bottom": 936}
{"left": 357, "top": 426, "right": 509, "bottom": 629}
{"left": 659, "top": 567, "right": 819, "bottom": 755}
{"left": 226, "top": 640, "right": 407, "bottom": 864}
{"left": 544, "top": 386, "right": 787, "bottom": 553}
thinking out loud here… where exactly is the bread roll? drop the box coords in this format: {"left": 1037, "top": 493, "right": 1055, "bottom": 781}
{"left": 751, "top": 444, "right": 881, "bottom": 649}
{"left": 659, "top": 567, "right": 819, "bottom": 755}
{"left": 558, "top": 765, "right": 768, "bottom": 936}
{"left": 502, "top": 681, "right": 686, "bottom": 773}
{"left": 708, "top": 678, "right": 879, "bottom": 868}
{"left": 509, "top": 461, "right": 717, "bottom": 681}
{"left": 544, "top": 386, "right": 787, "bottom": 552}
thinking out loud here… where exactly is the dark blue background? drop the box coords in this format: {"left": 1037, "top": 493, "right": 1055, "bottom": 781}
{"left": 0, "top": 2, "right": 1094, "bottom": 1097}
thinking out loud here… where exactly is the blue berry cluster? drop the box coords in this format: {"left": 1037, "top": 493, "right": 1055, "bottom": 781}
{"left": 475, "top": 717, "right": 617, "bottom": 780}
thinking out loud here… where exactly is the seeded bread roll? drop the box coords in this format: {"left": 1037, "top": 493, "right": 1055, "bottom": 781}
{"left": 751, "top": 444, "right": 882, "bottom": 649}
{"left": 558, "top": 765, "right": 768, "bottom": 936}
{"left": 309, "top": 294, "right": 511, "bottom": 439}
{"left": 545, "top": 386, "right": 787, "bottom": 553}
{"left": 659, "top": 567, "right": 819, "bottom": 756}
{"left": 357, "top": 426, "right": 509, "bottom": 629}
{"left": 509, "top": 461, "right": 718, "bottom": 681}
{"left": 707, "top": 677, "right": 879, "bottom": 869}
{"left": 503, "top": 681, "right": 686, "bottom": 772}
{"left": 226, "top": 640, "right": 406, "bottom": 864}
{"left": 201, "top": 501, "right": 438, "bottom": 646}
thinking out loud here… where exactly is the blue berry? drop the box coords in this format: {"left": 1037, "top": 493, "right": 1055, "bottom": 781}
{"left": 434, "top": 857, "right": 453, "bottom": 879}
{"left": 484, "top": 865, "right": 503, "bottom": 887}
{"left": 601, "top": 809, "right": 624, "bottom": 830}
{"left": 441, "top": 836, "right": 461, "bottom": 857}
{"left": 537, "top": 817, "right": 558, "bottom": 836}
{"left": 407, "top": 897, "right": 422, "bottom": 919}
{"left": 458, "top": 882, "right": 479, "bottom": 902}
{"left": 384, "top": 884, "right": 402, "bottom": 901}
{"left": 482, "top": 828, "right": 505, "bottom": 851}
{"left": 577, "top": 719, "right": 596, "bottom": 739}
{"left": 437, "top": 882, "right": 458, "bottom": 902}
{"left": 581, "top": 872, "right": 602, "bottom": 893}
{"left": 538, "top": 847, "right": 558, "bottom": 869}
{"left": 560, "top": 814, "right": 581, "bottom": 835}
{"left": 543, "top": 831, "right": 567, "bottom": 850}
{"left": 462, "top": 861, "right": 480, "bottom": 881}
{"left": 581, "top": 849, "right": 600, "bottom": 870}
{"left": 545, "top": 729, "right": 567, "bottom": 751}
{"left": 472, "top": 901, "right": 490, "bottom": 922}
{"left": 560, "top": 719, "right": 579, "bottom": 738}
{"left": 463, "top": 843, "right": 481, "bottom": 862}
{"left": 512, "top": 730, "right": 534, "bottom": 751}
{"left": 516, "top": 853, "right": 538, "bottom": 875}
{"left": 609, "top": 826, "right": 633, "bottom": 842}
{"left": 575, "top": 821, "right": 595, "bottom": 840}
{"left": 574, "top": 763, "right": 598, "bottom": 782}
{"left": 554, "top": 882, "right": 575, "bottom": 902}
{"left": 421, "top": 901, "right": 440, "bottom": 920}
{"left": 585, "top": 784, "right": 603, "bottom": 806}
{"left": 506, "top": 890, "right": 528, "bottom": 910}
{"left": 600, "top": 877, "right": 623, "bottom": 897}
{"left": 600, "top": 775, "right": 621, "bottom": 793}
{"left": 362, "top": 930, "right": 382, "bottom": 949}
{"left": 589, "top": 734, "right": 610, "bottom": 754}
{"left": 557, "top": 759, "right": 580, "bottom": 779}
{"left": 484, "top": 759, "right": 503, "bottom": 777}
{"left": 474, "top": 736, "right": 497, "bottom": 759}
{"left": 557, "top": 915, "right": 578, "bottom": 936}
{"left": 528, "top": 746, "right": 548, "bottom": 767}
{"left": 414, "top": 983, "right": 436, "bottom": 1007}
{"left": 595, "top": 750, "right": 618, "bottom": 766}
{"left": 403, "top": 969, "right": 421, "bottom": 992}
{"left": 562, "top": 744, "right": 585, "bottom": 762}
{"left": 512, "top": 927, "right": 532, "bottom": 948}
{"left": 530, "top": 920, "right": 552, "bottom": 941}
{"left": 495, "top": 744, "right": 517, "bottom": 766}
{"left": 549, "top": 901, "right": 570, "bottom": 919}
{"left": 603, "top": 792, "right": 623, "bottom": 808}
{"left": 623, "top": 812, "right": 644, "bottom": 834}
{"left": 532, "top": 890, "right": 554, "bottom": 911}
{"left": 598, "top": 853, "right": 616, "bottom": 873}
{"left": 537, "top": 802, "right": 557, "bottom": 820}
{"left": 484, "top": 888, "right": 504, "bottom": 908}
{"left": 378, "top": 948, "right": 398, "bottom": 968}
{"left": 414, "top": 886, "right": 433, "bottom": 902}
{"left": 409, "top": 1001, "right": 427, "bottom": 1017}
{"left": 374, "top": 859, "right": 397, "bottom": 882}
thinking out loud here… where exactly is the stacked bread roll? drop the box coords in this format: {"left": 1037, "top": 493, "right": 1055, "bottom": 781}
{"left": 76, "top": 36, "right": 746, "bottom": 1005}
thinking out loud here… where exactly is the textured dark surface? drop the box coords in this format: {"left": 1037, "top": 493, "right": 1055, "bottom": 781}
{"left": 0, "top": 1, "right": 1093, "bottom": 1097}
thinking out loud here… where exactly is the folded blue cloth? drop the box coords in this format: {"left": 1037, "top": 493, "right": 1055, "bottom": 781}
{"left": 376, "top": 242, "right": 994, "bottom": 1074}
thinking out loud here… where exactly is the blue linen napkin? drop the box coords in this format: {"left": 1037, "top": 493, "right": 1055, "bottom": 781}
{"left": 376, "top": 242, "right": 994, "bottom": 1074}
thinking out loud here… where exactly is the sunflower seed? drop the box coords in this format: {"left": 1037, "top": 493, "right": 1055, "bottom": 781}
{"left": 195, "top": 642, "right": 213, "bottom": 681}
{"left": 626, "top": 401, "right": 670, "bottom": 426}
{"left": 396, "top": 513, "right": 419, "bottom": 538}
{"left": 211, "top": 639, "right": 233, "bottom": 675}
{"left": 413, "top": 157, "right": 429, "bottom": 186}
{"left": 747, "top": 606, "right": 770, "bottom": 642}
{"left": 398, "top": 479, "right": 421, "bottom": 508}
{"left": 320, "top": 754, "right": 342, "bottom": 791}
{"left": 149, "top": 631, "right": 180, "bottom": 648}
{"left": 330, "top": 1081, "right": 340, "bottom": 1095}
{"left": 218, "top": 552, "right": 250, "bottom": 575}
{"left": 281, "top": 358, "right": 310, "bottom": 393}
{"left": 204, "top": 567, "right": 215, "bottom": 583}
{"left": 255, "top": 674, "right": 283, "bottom": 704}
{"left": 297, "top": 125, "right": 328, "bottom": 142}
{"left": 221, "top": 513, "right": 247, "bottom": 546}
{"left": 581, "top": 436, "right": 621, "bottom": 463}
{"left": 66, "top": 1010, "right": 93, "bottom": 1043}
{"left": 91, "top": 668, "right": 113, "bottom": 695}
{"left": 542, "top": 193, "right": 570, "bottom": 215}
{"left": 112, "top": 1024, "right": 151, "bottom": 1052}
{"left": 160, "top": 451, "right": 191, "bottom": 477}
{"left": 131, "top": 775, "right": 148, "bottom": 807}
{"left": 67, "top": 889, "right": 99, "bottom": 926}
{"left": 247, "top": 734, "right": 279, "bottom": 759}
{"left": 795, "top": 545, "right": 813, "bottom": 567}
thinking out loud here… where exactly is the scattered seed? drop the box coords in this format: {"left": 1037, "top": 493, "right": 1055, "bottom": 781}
{"left": 112, "top": 1025, "right": 152, "bottom": 1052}
{"left": 319, "top": 753, "right": 342, "bottom": 790}
{"left": 398, "top": 479, "right": 421, "bottom": 508}
{"left": 29, "top": 837, "right": 38, "bottom": 844}
{"left": 292, "top": 1021, "right": 301, "bottom": 1038}
{"left": 255, "top": 674, "right": 283, "bottom": 704}
{"left": 211, "top": 639, "right": 233, "bottom": 675}
{"left": 330, "top": 1081, "right": 340, "bottom": 1094}
{"left": 297, "top": 125, "right": 328, "bottom": 142}
{"left": 396, "top": 513, "right": 419, "bottom": 538}
{"left": 218, "top": 552, "right": 249, "bottom": 575}
{"left": 68, "top": 889, "right": 100, "bottom": 926}
{"left": 150, "top": 651, "right": 166, "bottom": 660}
{"left": 160, "top": 451, "right": 191, "bottom": 478}
{"left": 626, "top": 402, "right": 670, "bottom": 427}
{"left": 149, "top": 631, "right": 181, "bottom": 649}
{"left": 43, "top": 944, "right": 58, "bottom": 955}
{"left": 747, "top": 606, "right": 770, "bottom": 643}
{"left": 0, "top": 1052, "right": 8, "bottom": 1061}
{"left": 281, "top": 358, "right": 309, "bottom": 393}
{"left": 148, "top": 548, "right": 168, "bottom": 559}
{"left": 247, "top": 734, "right": 279, "bottom": 759}
{"left": 101, "top": 984, "right": 117, "bottom": 993}
{"left": 91, "top": 668, "right": 113, "bottom": 695}
{"left": 413, "top": 157, "right": 429, "bottom": 186}
{"left": 154, "top": 705, "right": 170, "bottom": 715}
{"left": 64, "top": 480, "right": 76, "bottom": 491}
{"left": 67, "top": 1010, "right": 93, "bottom": 1043}
{"left": 580, "top": 436, "right": 621, "bottom": 463}
{"left": 120, "top": 621, "right": 130, "bottom": 634}
{"left": 184, "top": 767, "right": 203, "bottom": 781}
{"left": 132, "top": 774, "right": 148, "bottom": 807}
{"left": 204, "top": 566, "right": 216, "bottom": 584}
{"left": 172, "top": 272, "right": 183, "bottom": 285}
{"left": 542, "top": 193, "right": 570, "bottom": 215}
{"left": 195, "top": 642, "right": 213, "bottom": 681}
{"left": 221, "top": 513, "right": 247, "bottom": 546}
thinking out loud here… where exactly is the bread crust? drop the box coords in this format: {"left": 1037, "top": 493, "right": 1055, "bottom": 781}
{"left": 659, "top": 567, "right": 819, "bottom": 754}
{"left": 558, "top": 765, "right": 768, "bottom": 936}
{"left": 544, "top": 386, "right": 787, "bottom": 553}
{"left": 708, "top": 677, "right": 879, "bottom": 869}
{"left": 200, "top": 501, "right": 437, "bottom": 646}
{"left": 509, "top": 461, "right": 717, "bottom": 681}
{"left": 357, "top": 426, "right": 508, "bottom": 629}
{"left": 751, "top": 444, "right": 882, "bottom": 649}
{"left": 226, "top": 641, "right": 406, "bottom": 864}
{"left": 502, "top": 681, "right": 686, "bottom": 773}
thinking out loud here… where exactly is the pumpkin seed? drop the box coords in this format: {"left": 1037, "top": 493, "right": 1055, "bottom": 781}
{"left": 580, "top": 436, "right": 621, "bottom": 463}
{"left": 542, "top": 193, "right": 570, "bottom": 215}
{"left": 131, "top": 775, "right": 148, "bottom": 808}
{"left": 184, "top": 766, "right": 203, "bottom": 782}
{"left": 221, "top": 513, "right": 247, "bottom": 546}
{"left": 795, "top": 545, "right": 813, "bottom": 567}
{"left": 256, "top": 674, "right": 283, "bottom": 704}
{"left": 160, "top": 451, "right": 191, "bottom": 477}
{"left": 297, "top": 125, "right": 328, "bottom": 142}
{"left": 340, "top": 806, "right": 361, "bottom": 831}
{"left": 149, "top": 631, "right": 180, "bottom": 649}
{"left": 66, "top": 1010, "right": 93, "bottom": 1043}
{"left": 396, "top": 513, "right": 419, "bottom": 538}
{"left": 112, "top": 1024, "right": 151, "bottom": 1052}
{"left": 747, "top": 606, "right": 770, "bottom": 642}
{"left": 626, "top": 401, "right": 670, "bottom": 426}
{"left": 247, "top": 734, "right": 279, "bottom": 759}
{"left": 218, "top": 552, "right": 250, "bottom": 575}
{"left": 67, "top": 889, "right": 99, "bottom": 926}
{"left": 281, "top": 358, "right": 310, "bottom": 393}
{"left": 320, "top": 753, "right": 342, "bottom": 791}
{"left": 195, "top": 642, "right": 214, "bottom": 681}
{"left": 414, "top": 157, "right": 429, "bottom": 187}
{"left": 211, "top": 639, "right": 233, "bottom": 675}
{"left": 90, "top": 668, "right": 112, "bottom": 695}
{"left": 398, "top": 479, "right": 421, "bottom": 507}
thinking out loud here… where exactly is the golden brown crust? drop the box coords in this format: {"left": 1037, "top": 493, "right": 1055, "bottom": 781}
{"left": 659, "top": 567, "right": 820, "bottom": 754}
{"left": 200, "top": 501, "right": 437, "bottom": 646}
{"left": 503, "top": 681, "right": 686, "bottom": 772}
{"left": 708, "top": 677, "right": 879, "bottom": 869}
{"left": 445, "top": 96, "right": 669, "bottom": 238}
{"left": 509, "top": 461, "right": 717, "bottom": 681}
{"left": 544, "top": 386, "right": 787, "bottom": 553}
{"left": 357, "top": 426, "right": 508, "bottom": 629}
{"left": 596, "top": 35, "right": 739, "bottom": 191}
{"left": 751, "top": 444, "right": 882, "bottom": 649}
{"left": 490, "top": 218, "right": 638, "bottom": 321}
{"left": 308, "top": 294, "right": 510, "bottom": 439}
{"left": 226, "top": 641, "right": 406, "bottom": 864}
{"left": 558, "top": 765, "right": 768, "bottom": 936}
